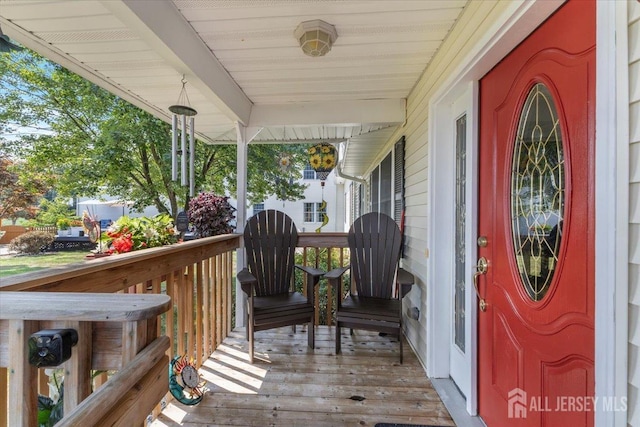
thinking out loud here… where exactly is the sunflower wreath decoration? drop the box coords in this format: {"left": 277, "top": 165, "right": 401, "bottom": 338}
{"left": 308, "top": 143, "right": 336, "bottom": 180}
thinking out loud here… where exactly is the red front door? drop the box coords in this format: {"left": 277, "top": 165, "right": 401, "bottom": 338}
{"left": 477, "top": 1, "right": 595, "bottom": 426}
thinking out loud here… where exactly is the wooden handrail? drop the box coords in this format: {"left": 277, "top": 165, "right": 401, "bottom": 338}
{"left": 57, "top": 336, "right": 170, "bottom": 427}
{"left": 0, "top": 292, "right": 171, "bottom": 427}
{"left": 0, "top": 292, "right": 171, "bottom": 321}
{"left": 298, "top": 232, "right": 347, "bottom": 248}
{"left": 0, "top": 234, "right": 241, "bottom": 292}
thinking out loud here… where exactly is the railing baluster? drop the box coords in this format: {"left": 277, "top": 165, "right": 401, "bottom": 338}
{"left": 327, "top": 247, "right": 333, "bottom": 326}
{"left": 203, "top": 258, "right": 211, "bottom": 358}
{"left": 0, "top": 368, "right": 5, "bottom": 427}
{"left": 226, "top": 251, "right": 233, "bottom": 336}
{"left": 8, "top": 319, "right": 39, "bottom": 426}
{"left": 64, "top": 321, "right": 92, "bottom": 413}
{"left": 186, "top": 264, "right": 194, "bottom": 358}
{"left": 166, "top": 271, "right": 176, "bottom": 359}
{"left": 216, "top": 254, "right": 223, "bottom": 347}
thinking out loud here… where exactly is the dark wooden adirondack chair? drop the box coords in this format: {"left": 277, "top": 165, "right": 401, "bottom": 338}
{"left": 238, "top": 210, "right": 324, "bottom": 363}
{"left": 326, "top": 212, "right": 415, "bottom": 363}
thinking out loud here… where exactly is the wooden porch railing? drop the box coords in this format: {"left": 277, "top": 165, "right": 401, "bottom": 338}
{"left": 0, "top": 292, "right": 171, "bottom": 426}
{"left": 0, "top": 232, "right": 348, "bottom": 426}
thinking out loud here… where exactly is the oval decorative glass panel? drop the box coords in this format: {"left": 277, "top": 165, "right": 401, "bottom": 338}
{"left": 511, "top": 83, "right": 565, "bottom": 301}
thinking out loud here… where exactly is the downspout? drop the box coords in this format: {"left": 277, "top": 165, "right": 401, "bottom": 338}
{"left": 335, "top": 162, "right": 365, "bottom": 183}
{"left": 335, "top": 139, "right": 366, "bottom": 183}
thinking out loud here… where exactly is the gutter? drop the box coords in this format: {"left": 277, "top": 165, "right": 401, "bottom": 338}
{"left": 335, "top": 162, "right": 366, "bottom": 183}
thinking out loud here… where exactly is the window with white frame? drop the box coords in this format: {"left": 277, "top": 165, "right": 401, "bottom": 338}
{"left": 303, "top": 163, "right": 318, "bottom": 180}
{"left": 303, "top": 202, "right": 326, "bottom": 222}
{"left": 253, "top": 202, "right": 265, "bottom": 215}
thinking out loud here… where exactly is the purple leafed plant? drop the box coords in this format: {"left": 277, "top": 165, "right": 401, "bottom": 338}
{"left": 187, "top": 192, "right": 236, "bottom": 238}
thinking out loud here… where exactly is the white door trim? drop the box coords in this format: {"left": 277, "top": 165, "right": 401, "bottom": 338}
{"left": 594, "top": 2, "right": 629, "bottom": 426}
{"left": 428, "top": 81, "right": 479, "bottom": 415}
{"left": 426, "top": 1, "right": 628, "bottom": 424}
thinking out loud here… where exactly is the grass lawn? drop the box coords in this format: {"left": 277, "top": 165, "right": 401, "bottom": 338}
{"left": 0, "top": 251, "right": 90, "bottom": 278}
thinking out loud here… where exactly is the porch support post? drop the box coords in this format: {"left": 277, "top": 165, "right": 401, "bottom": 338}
{"left": 234, "top": 123, "right": 263, "bottom": 328}
{"left": 235, "top": 122, "right": 248, "bottom": 328}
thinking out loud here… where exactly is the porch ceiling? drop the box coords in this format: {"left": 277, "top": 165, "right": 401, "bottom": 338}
{"left": 0, "top": 0, "right": 467, "bottom": 177}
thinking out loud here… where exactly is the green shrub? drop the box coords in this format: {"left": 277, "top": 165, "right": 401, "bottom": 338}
{"left": 56, "top": 218, "right": 71, "bottom": 230}
{"left": 9, "top": 231, "right": 55, "bottom": 255}
{"left": 293, "top": 247, "right": 351, "bottom": 325}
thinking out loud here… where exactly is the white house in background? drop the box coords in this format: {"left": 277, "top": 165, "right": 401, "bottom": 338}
{"left": 76, "top": 164, "right": 344, "bottom": 233}
{"left": 75, "top": 197, "right": 159, "bottom": 228}
{"left": 247, "top": 165, "right": 345, "bottom": 233}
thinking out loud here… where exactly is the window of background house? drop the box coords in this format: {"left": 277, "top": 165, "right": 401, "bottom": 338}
{"left": 303, "top": 163, "right": 317, "bottom": 180}
{"left": 253, "top": 202, "right": 265, "bottom": 215}
{"left": 303, "top": 202, "right": 325, "bottom": 222}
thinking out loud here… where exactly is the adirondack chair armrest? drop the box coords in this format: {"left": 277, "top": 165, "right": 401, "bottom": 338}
{"left": 325, "top": 266, "right": 350, "bottom": 281}
{"left": 238, "top": 268, "right": 257, "bottom": 297}
{"left": 295, "top": 265, "right": 324, "bottom": 304}
{"left": 397, "top": 268, "right": 415, "bottom": 298}
{"left": 295, "top": 265, "right": 325, "bottom": 278}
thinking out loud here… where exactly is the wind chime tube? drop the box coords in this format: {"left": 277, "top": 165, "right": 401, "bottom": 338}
{"left": 171, "top": 114, "right": 178, "bottom": 181}
{"left": 181, "top": 114, "right": 187, "bottom": 187}
{"left": 189, "top": 116, "right": 195, "bottom": 197}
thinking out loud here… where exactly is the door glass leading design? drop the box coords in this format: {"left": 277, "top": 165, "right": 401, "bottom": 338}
{"left": 511, "top": 83, "right": 565, "bottom": 301}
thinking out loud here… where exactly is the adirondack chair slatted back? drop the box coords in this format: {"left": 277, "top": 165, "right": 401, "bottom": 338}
{"left": 348, "top": 212, "right": 402, "bottom": 299}
{"left": 244, "top": 210, "right": 298, "bottom": 297}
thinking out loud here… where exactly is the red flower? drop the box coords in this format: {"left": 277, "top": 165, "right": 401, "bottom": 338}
{"left": 112, "top": 234, "right": 134, "bottom": 253}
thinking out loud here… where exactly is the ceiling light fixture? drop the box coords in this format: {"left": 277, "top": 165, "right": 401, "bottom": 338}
{"left": 294, "top": 20, "right": 337, "bottom": 57}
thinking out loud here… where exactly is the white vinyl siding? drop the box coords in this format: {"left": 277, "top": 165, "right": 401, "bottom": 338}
{"left": 628, "top": 2, "right": 640, "bottom": 426}
{"left": 389, "top": 0, "right": 512, "bottom": 363}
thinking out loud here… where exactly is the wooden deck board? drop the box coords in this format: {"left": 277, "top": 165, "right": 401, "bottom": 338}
{"left": 153, "top": 327, "right": 455, "bottom": 427}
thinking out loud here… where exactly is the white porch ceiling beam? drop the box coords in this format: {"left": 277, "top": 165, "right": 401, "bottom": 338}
{"left": 249, "top": 99, "right": 406, "bottom": 127}
{"left": 102, "top": 0, "right": 252, "bottom": 125}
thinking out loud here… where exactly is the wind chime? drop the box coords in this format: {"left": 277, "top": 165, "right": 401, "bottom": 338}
{"left": 308, "top": 142, "right": 336, "bottom": 232}
{"left": 276, "top": 153, "right": 294, "bottom": 207}
{"left": 169, "top": 76, "right": 197, "bottom": 197}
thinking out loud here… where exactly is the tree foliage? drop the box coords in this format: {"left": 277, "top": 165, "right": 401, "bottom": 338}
{"left": 0, "top": 48, "right": 308, "bottom": 219}
{"left": 0, "top": 155, "right": 47, "bottom": 222}
{"left": 31, "top": 197, "right": 75, "bottom": 227}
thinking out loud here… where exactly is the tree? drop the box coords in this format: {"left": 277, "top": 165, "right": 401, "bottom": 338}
{"left": 0, "top": 155, "right": 47, "bottom": 223}
{"left": 0, "top": 48, "right": 308, "bottom": 219}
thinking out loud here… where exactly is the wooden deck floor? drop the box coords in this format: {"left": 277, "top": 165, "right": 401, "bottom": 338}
{"left": 152, "top": 326, "right": 455, "bottom": 427}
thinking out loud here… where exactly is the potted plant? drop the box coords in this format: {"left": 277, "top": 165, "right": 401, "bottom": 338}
{"left": 56, "top": 218, "right": 71, "bottom": 237}
{"left": 187, "top": 192, "right": 236, "bottom": 238}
